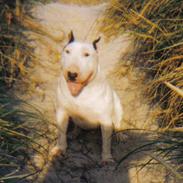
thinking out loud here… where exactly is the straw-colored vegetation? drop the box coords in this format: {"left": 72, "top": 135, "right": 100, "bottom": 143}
{"left": 101, "top": 0, "right": 183, "bottom": 179}
{"left": 102, "top": 0, "right": 183, "bottom": 128}
{"left": 0, "top": 0, "right": 52, "bottom": 182}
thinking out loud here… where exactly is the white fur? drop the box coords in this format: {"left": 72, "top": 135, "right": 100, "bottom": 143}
{"left": 54, "top": 40, "right": 123, "bottom": 162}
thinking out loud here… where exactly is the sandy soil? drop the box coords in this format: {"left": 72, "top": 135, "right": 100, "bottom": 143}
{"left": 15, "top": 1, "right": 177, "bottom": 183}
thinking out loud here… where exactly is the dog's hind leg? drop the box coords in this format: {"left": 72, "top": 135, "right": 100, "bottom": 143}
{"left": 71, "top": 124, "right": 81, "bottom": 140}
{"left": 50, "top": 108, "right": 69, "bottom": 159}
{"left": 101, "top": 123, "right": 114, "bottom": 164}
{"left": 112, "top": 92, "right": 126, "bottom": 142}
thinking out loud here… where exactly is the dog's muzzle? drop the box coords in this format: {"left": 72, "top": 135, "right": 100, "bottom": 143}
{"left": 65, "top": 71, "right": 93, "bottom": 97}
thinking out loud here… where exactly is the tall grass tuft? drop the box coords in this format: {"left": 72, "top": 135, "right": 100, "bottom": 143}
{"left": 0, "top": 0, "right": 52, "bottom": 182}
{"left": 102, "top": 0, "right": 183, "bottom": 179}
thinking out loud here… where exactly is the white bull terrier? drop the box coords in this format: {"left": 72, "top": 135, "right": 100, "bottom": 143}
{"left": 51, "top": 31, "right": 123, "bottom": 163}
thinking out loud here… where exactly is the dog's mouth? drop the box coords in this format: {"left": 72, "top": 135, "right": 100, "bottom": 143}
{"left": 67, "top": 81, "right": 84, "bottom": 97}
{"left": 66, "top": 72, "right": 93, "bottom": 97}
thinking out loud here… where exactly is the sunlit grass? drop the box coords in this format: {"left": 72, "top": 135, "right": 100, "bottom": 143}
{"left": 101, "top": 0, "right": 183, "bottom": 179}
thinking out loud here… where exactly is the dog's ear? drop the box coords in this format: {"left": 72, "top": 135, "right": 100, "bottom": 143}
{"left": 68, "top": 31, "right": 75, "bottom": 44}
{"left": 92, "top": 37, "right": 101, "bottom": 50}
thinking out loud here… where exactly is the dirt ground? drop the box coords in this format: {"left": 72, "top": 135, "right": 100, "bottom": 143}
{"left": 15, "top": 1, "right": 178, "bottom": 183}
{"left": 40, "top": 124, "right": 174, "bottom": 183}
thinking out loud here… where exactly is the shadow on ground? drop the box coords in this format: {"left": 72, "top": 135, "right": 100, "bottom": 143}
{"left": 42, "top": 122, "right": 153, "bottom": 183}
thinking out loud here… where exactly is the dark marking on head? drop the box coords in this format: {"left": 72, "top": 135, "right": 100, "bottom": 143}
{"left": 92, "top": 37, "right": 101, "bottom": 50}
{"left": 68, "top": 30, "right": 75, "bottom": 44}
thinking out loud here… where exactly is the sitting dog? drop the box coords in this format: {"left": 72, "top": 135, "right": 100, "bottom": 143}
{"left": 51, "top": 31, "right": 123, "bottom": 163}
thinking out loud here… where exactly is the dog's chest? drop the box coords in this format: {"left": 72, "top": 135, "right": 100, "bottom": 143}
{"left": 64, "top": 96, "right": 101, "bottom": 129}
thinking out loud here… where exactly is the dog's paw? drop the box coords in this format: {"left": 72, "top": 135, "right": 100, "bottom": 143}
{"left": 115, "top": 132, "right": 128, "bottom": 143}
{"left": 49, "top": 146, "right": 65, "bottom": 161}
{"left": 101, "top": 154, "right": 115, "bottom": 166}
{"left": 101, "top": 157, "right": 115, "bottom": 166}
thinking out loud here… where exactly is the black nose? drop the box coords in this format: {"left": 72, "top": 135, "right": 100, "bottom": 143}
{"left": 68, "top": 71, "right": 78, "bottom": 81}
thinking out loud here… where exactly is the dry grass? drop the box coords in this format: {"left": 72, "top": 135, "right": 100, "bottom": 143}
{"left": 101, "top": 0, "right": 183, "bottom": 179}
{"left": 0, "top": 1, "right": 54, "bottom": 182}
{"left": 102, "top": 0, "right": 183, "bottom": 128}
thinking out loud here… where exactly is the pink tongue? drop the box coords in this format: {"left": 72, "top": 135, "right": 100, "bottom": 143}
{"left": 67, "top": 81, "right": 84, "bottom": 96}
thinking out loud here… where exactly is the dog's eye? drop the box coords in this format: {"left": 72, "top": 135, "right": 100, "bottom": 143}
{"left": 84, "top": 53, "right": 90, "bottom": 57}
{"left": 65, "top": 50, "right": 70, "bottom": 54}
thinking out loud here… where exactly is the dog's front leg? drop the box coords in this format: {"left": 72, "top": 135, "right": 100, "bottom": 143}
{"left": 50, "top": 108, "right": 69, "bottom": 159}
{"left": 101, "top": 123, "right": 114, "bottom": 163}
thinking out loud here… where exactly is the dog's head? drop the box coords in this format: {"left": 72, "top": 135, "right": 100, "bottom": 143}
{"left": 61, "top": 31, "right": 101, "bottom": 97}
